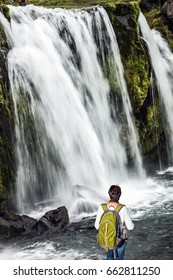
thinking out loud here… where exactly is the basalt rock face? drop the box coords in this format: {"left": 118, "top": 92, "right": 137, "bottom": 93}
{"left": 140, "top": 0, "right": 163, "bottom": 11}
{"left": 0, "top": 206, "right": 69, "bottom": 241}
{"left": 162, "top": 1, "right": 173, "bottom": 32}
{"left": 0, "top": 6, "right": 16, "bottom": 218}
{"left": 0, "top": 214, "right": 37, "bottom": 240}
{"left": 35, "top": 206, "right": 69, "bottom": 233}
{"left": 140, "top": 0, "right": 173, "bottom": 50}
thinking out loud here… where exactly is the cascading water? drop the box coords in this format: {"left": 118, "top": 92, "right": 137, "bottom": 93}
{"left": 139, "top": 12, "right": 173, "bottom": 166}
{"left": 149, "top": 72, "right": 163, "bottom": 171}
{"left": 0, "top": 5, "right": 145, "bottom": 217}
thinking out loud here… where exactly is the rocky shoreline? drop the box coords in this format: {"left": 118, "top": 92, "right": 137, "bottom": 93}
{"left": 0, "top": 206, "right": 69, "bottom": 241}
{"left": 0, "top": 206, "right": 173, "bottom": 260}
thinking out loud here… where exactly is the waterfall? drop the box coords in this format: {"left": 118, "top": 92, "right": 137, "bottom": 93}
{"left": 139, "top": 12, "right": 173, "bottom": 166}
{"left": 0, "top": 5, "right": 145, "bottom": 215}
{"left": 149, "top": 72, "right": 163, "bottom": 170}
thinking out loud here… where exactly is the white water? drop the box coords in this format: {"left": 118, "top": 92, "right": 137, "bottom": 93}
{"left": 149, "top": 72, "right": 163, "bottom": 170}
{"left": 0, "top": 5, "right": 145, "bottom": 217}
{"left": 139, "top": 12, "right": 173, "bottom": 165}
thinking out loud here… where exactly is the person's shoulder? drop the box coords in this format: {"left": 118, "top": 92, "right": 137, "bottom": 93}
{"left": 119, "top": 203, "right": 127, "bottom": 209}
{"left": 119, "top": 204, "right": 129, "bottom": 212}
{"left": 97, "top": 203, "right": 105, "bottom": 211}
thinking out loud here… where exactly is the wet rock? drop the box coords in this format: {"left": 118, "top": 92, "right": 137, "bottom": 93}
{"left": 140, "top": 0, "right": 161, "bottom": 11}
{"left": 0, "top": 214, "right": 37, "bottom": 240}
{"left": 0, "top": 206, "right": 69, "bottom": 239}
{"left": 66, "top": 217, "right": 95, "bottom": 232}
{"left": 35, "top": 206, "right": 69, "bottom": 234}
{"left": 162, "top": 1, "right": 173, "bottom": 31}
{"left": 19, "top": 0, "right": 26, "bottom": 6}
{"left": 0, "top": 192, "right": 7, "bottom": 203}
{"left": 0, "top": 217, "right": 10, "bottom": 239}
{"left": 36, "top": 216, "right": 50, "bottom": 233}
{"left": 10, "top": 215, "right": 37, "bottom": 233}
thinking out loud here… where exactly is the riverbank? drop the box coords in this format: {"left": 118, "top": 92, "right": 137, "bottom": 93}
{"left": 0, "top": 212, "right": 172, "bottom": 260}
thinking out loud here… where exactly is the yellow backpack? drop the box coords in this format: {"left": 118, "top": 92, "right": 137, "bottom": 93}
{"left": 97, "top": 203, "right": 124, "bottom": 251}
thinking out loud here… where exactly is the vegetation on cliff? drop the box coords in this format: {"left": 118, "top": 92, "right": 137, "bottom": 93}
{"left": 0, "top": 22, "right": 15, "bottom": 218}
{"left": 140, "top": 0, "right": 173, "bottom": 50}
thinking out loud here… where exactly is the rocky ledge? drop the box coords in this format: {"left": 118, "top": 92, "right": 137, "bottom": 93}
{"left": 0, "top": 206, "right": 71, "bottom": 241}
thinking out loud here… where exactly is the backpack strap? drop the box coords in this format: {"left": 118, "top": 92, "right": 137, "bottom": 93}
{"left": 101, "top": 203, "right": 124, "bottom": 213}
{"left": 115, "top": 203, "right": 124, "bottom": 213}
{"left": 101, "top": 203, "right": 108, "bottom": 212}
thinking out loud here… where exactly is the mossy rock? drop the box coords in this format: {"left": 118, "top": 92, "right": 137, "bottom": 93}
{"left": 0, "top": 14, "right": 16, "bottom": 217}
{"left": 141, "top": 5, "right": 173, "bottom": 50}
{"left": 0, "top": 5, "right": 11, "bottom": 21}
{"left": 105, "top": 2, "right": 150, "bottom": 112}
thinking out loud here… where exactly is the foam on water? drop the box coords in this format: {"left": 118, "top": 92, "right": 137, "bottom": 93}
{"left": 0, "top": 243, "right": 85, "bottom": 260}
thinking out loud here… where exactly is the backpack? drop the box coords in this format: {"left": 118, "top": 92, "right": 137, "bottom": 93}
{"left": 97, "top": 203, "right": 124, "bottom": 251}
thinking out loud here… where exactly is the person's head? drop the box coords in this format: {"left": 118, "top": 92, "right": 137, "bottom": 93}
{"left": 108, "top": 184, "right": 121, "bottom": 202}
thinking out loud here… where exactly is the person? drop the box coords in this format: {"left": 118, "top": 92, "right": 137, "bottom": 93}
{"left": 95, "top": 184, "right": 134, "bottom": 260}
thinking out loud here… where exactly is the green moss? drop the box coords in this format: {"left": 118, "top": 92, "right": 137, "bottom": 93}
{"left": 143, "top": 8, "right": 173, "bottom": 51}
{"left": 0, "top": 21, "right": 16, "bottom": 217}
{"left": 8, "top": 0, "right": 139, "bottom": 9}
{"left": 0, "top": 5, "right": 11, "bottom": 21}
{"left": 140, "top": 102, "right": 163, "bottom": 154}
{"left": 106, "top": 2, "right": 150, "bottom": 113}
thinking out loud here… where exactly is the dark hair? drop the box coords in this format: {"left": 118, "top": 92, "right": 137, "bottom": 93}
{"left": 108, "top": 185, "right": 121, "bottom": 202}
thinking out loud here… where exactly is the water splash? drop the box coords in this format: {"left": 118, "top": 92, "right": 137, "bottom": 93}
{"left": 0, "top": 5, "right": 144, "bottom": 215}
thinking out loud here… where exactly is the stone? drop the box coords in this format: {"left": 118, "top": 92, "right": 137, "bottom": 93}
{"left": 162, "top": 1, "right": 173, "bottom": 31}
{"left": 0, "top": 214, "right": 37, "bottom": 240}
{"left": 36, "top": 216, "right": 51, "bottom": 233}
{"left": 140, "top": 0, "right": 161, "bottom": 11}
{"left": 35, "top": 206, "right": 69, "bottom": 233}
{"left": 66, "top": 217, "right": 95, "bottom": 232}
{"left": 11, "top": 215, "right": 37, "bottom": 232}
{"left": 0, "top": 206, "right": 69, "bottom": 239}
{"left": 8, "top": 220, "right": 24, "bottom": 235}
{"left": 0, "top": 216, "right": 10, "bottom": 239}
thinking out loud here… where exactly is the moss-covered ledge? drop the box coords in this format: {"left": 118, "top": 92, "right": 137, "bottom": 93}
{"left": 139, "top": 0, "right": 173, "bottom": 50}
{"left": 106, "top": 2, "right": 150, "bottom": 112}
{"left": 0, "top": 0, "right": 140, "bottom": 9}
{"left": 0, "top": 5, "right": 10, "bottom": 22}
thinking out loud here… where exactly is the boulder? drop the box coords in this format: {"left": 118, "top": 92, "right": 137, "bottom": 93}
{"left": 162, "top": 1, "right": 173, "bottom": 31}
{"left": 0, "top": 214, "right": 37, "bottom": 240}
{"left": 66, "top": 217, "right": 95, "bottom": 232}
{"left": 0, "top": 216, "right": 10, "bottom": 239}
{"left": 9, "top": 215, "right": 37, "bottom": 234}
{"left": 140, "top": 0, "right": 162, "bottom": 11}
{"left": 35, "top": 206, "right": 69, "bottom": 233}
{"left": 0, "top": 206, "right": 69, "bottom": 239}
